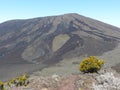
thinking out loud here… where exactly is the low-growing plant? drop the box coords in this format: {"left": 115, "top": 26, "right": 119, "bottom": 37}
{"left": 79, "top": 56, "right": 104, "bottom": 73}
{"left": 0, "top": 73, "right": 29, "bottom": 90}
{"left": 0, "top": 82, "right": 4, "bottom": 90}
{"left": 7, "top": 73, "right": 29, "bottom": 88}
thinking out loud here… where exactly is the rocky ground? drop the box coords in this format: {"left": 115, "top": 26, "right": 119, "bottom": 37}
{"left": 8, "top": 68, "right": 120, "bottom": 90}
{"left": 4, "top": 44, "right": 120, "bottom": 90}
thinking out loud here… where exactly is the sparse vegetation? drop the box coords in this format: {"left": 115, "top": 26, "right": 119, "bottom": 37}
{"left": 79, "top": 56, "right": 104, "bottom": 73}
{"left": 0, "top": 74, "right": 29, "bottom": 90}
{"left": 7, "top": 73, "right": 29, "bottom": 87}
{"left": 0, "top": 82, "right": 4, "bottom": 90}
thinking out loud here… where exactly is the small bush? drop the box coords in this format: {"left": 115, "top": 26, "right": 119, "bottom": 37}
{"left": 79, "top": 56, "right": 104, "bottom": 73}
{"left": 0, "top": 82, "right": 4, "bottom": 90}
{"left": 7, "top": 73, "right": 29, "bottom": 87}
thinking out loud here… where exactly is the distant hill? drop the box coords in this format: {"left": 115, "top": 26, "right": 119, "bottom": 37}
{"left": 0, "top": 13, "right": 120, "bottom": 81}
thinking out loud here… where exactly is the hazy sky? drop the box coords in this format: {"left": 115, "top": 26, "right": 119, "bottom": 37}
{"left": 0, "top": 0, "right": 120, "bottom": 27}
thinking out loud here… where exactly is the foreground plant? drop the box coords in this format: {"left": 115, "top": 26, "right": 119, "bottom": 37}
{"left": 79, "top": 56, "right": 104, "bottom": 73}
{"left": 6, "top": 73, "right": 29, "bottom": 88}
{"left": 0, "top": 82, "right": 4, "bottom": 90}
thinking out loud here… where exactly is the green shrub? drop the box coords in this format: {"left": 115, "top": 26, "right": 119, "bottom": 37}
{"left": 79, "top": 56, "right": 104, "bottom": 73}
{"left": 7, "top": 73, "right": 29, "bottom": 87}
{"left": 0, "top": 82, "right": 4, "bottom": 90}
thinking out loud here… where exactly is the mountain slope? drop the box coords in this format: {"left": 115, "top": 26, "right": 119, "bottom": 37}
{"left": 0, "top": 13, "right": 120, "bottom": 81}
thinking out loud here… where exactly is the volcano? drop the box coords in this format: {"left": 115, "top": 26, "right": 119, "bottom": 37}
{"left": 0, "top": 13, "right": 120, "bottom": 81}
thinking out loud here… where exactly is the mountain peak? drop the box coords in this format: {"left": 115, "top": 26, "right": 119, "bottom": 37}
{"left": 62, "top": 13, "right": 79, "bottom": 16}
{"left": 0, "top": 13, "right": 120, "bottom": 81}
